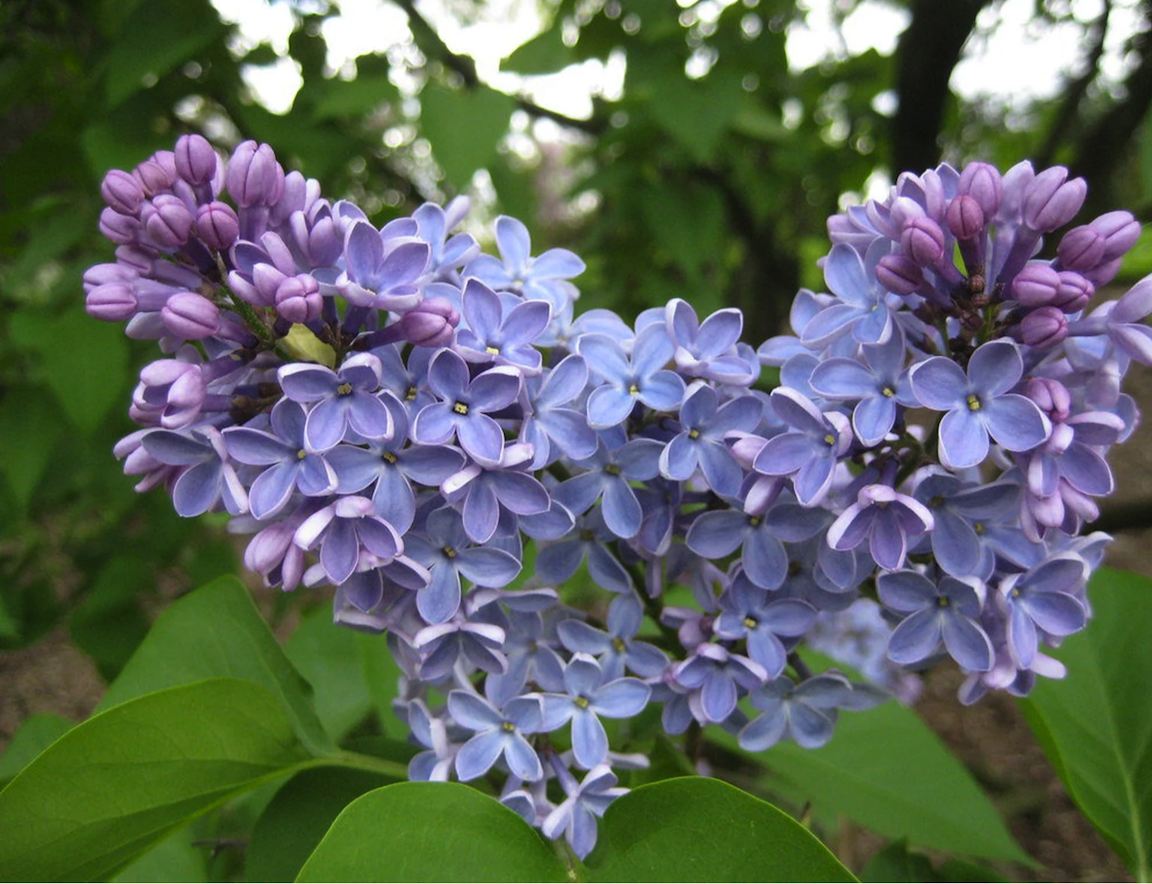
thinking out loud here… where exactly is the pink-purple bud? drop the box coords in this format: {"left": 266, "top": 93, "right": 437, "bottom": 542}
{"left": 1020, "top": 306, "right": 1068, "bottom": 348}
{"left": 174, "top": 134, "right": 218, "bottom": 186}
{"left": 1056, "top": 225, "right": 1105, "bottom": 272}
{"left": 887, "top": 196, "right": 926, "bottom": 232}
{"left": 901, "top": 216, "right": 946, "bottom": 267}
{"left": 1010, "top": 263, "right": 1061, "bottom": 307}
{"left": 1053, "top": 271, "right": 1093, "bottom": 313}
{"left": 1024, "top": 377, "right": 1071, "bottom": 423}
{"left": 399, "top": 297, "right": 460, "bottom": 348}
{"left": 142, "top": 194, "right": 194, "bottom": 250}
{"left": 161, "top": 292, "right": 220, "bottom": 339}
{"left": 226, "top": 140, "right": 285, "bottom": 208}
{"left": 132, "top": 359, "right": 205, "bottom": 429}
{"left": 1022, "top": 166, "right": 1087, "bottom": 232}
{"left": 195, "top": 201, "right": 240, "bottom": 250}
{"left": 99, "top": 206, "right": 142, "bottom": 244}
{"left": 134, "top": 155, "right": 176, "bottom": 198}
{"left": 957, "top": 162, "right": 1003, "bottom": 217}
{"left": 274, "top": 274, "right": 323, "bottom": 324}
{"left": 83, "top": 262, "right": 136, "bottom": 290}
{"left": 1090, "top": 210, "right": 1142, "bottom": 262}
{"left": 101, "top": 169, "right": 144, "bottom": 215}
{"left": 875, "top": 253, "right": 924, "bottom": 296}
{"left": 86, "top": 283, "right": 138, "bottom": 322}
{"left": 946, "top": 195, "right": 984, "bottom": 241}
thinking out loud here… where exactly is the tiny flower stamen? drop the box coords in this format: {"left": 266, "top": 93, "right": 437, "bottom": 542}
{"left": 966, "top": 394, "right": 982, "bottom": 412}
{"left": 453, "top": 401, "right": 469, "bottom": 415}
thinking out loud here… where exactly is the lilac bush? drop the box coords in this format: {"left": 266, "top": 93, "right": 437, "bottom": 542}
{"left": 86, "top": 136, "right": 1148, "bottom": 859}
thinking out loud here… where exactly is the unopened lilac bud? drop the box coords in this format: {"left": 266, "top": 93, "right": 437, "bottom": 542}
{"left": 1085, "top": 257, "right": 1124, "bottom": 288}
{"left": 946, "top": 195, "right": 984, "bottom": 241}
{"left": 958, "top": 162, "right": 1003, "bottom": 216}
{"left": 1022, "top": 166, "right": 1087, "bottom": 232}
{"left": 99, "top": 206, "right": 142, "bottom": 244}
{"left": 83, "top": 262, "right": 136, "bottom": 291}
{"left": 1090, "top": 210, "right": 1142, "bottom": 262}
{"left": 274, "top": 274, "right": 322, "bottom": 324}
{"left": 1054, "top": 271, "right": 1093, "bottom": 313}
{"left": 195, "top": 201, "right": 239, "bottom": 250}
{"left": 901, "top": 216, "right": 946, "bottom": 267}
{"left": 132, "top": 359, "right": 205, "bottom": 429}
{"left": 174, "top": 134, "right": 217, "bottom": 186}
{"left": 134, "top": 154, "right": 177, "bottom": 198}
{"left": 86, "top": 283, "right": 138, "bottom": 321}
{"left": 162, "top": 292, "right": 220, "bottom": 339}
{"left": 888, "top": 196, "right": 926, "bottom": 232}
{"left": 270, "top": 170, "right": 308, "bottom": 227}
{"left": 1020, "top": 306, "right": 1068, "bottom": 348}
{"left": 875, "top": 253, "right": 924, "bottom": 296}
{"left": 101, "top": 169, "right": 144, "bottom": 215}
{"left": 1024, "top": 377, "right": 1071, "bottom": 423}
{"left": 226, "top": 140, "right": 285, "bottom": 208}
{"left": 142, "top": 194, "right": 194, "bottom": 249}
{"left": 1010, "top": 263, "right": 1061, "bottom": 307}
{"left": 1056, "top": 225, "right": 1105, "bottom": 272}
{"left": 399, "top": 297, "right": 460, "bottom": 347}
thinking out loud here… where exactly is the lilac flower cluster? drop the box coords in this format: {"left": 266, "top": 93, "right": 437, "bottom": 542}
{"left": 87, "top": 137, "right": 1145, "bottom": 858}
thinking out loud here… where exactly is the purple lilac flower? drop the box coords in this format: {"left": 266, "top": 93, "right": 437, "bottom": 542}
{"left": 403, "top": 506, "right": 522, "bottom": 624}
{"left": 140, "top": 426, "right": 247, "bottom": 517}
{"left": 413, "top": 348, "right": 522, "bottom": 466}
{"left": 660, "top": 385, "right": 762, "bottom": 497}
{"left": 407, "top": 699, "right": 458, "bottom": 782}
{"left": 552, "top": 437, "right": 663, "bottom": 540}
{"left": 223, "top": 399, "right": 338, "bottom": 520}
{"left": 455, "top": 278, "right": 551, "bottom": 373}
{"left": 713, "top": 571, "right": 818, "bottom": 677}
{"left": 738, "top": 673, "right": 854, "bottom": 751}
{"left": 541, "top": 762, "right": 626, "bottom": 860}
{"left": 278, "top": 353, "right": 393, "bottom": 452}
{"left": 339, "top": 219, "right": 430, "bottom": 313}
{"left": 672, "top": 643, "right": 767, "bottom": 724}
{"left": 878, "top": 570, "right": 994, "bottom": 671}
{"left": 536, "top": 508, "right": 633, "bottom": 594}
{"left": 448, "top": 690, "right": 544, "bottom": 782}
{"left": 913, "top": 476, "right": 1027, "bottom": 578}
{"left": 557, "top": 593, "right": 669, "bottom": 681}
{"left": 326, "top": 393, "right": 465, "bottom": 534}
{"left": 801, "top": 242, "right": 899, "bottom": 347}
{"left": 293, "top": 495, "right": 403, "bottom": 585}
{"left": 465, "top": 214, "right": 586, "bottom": 308}
{"left": 540, "top": 654, "right": 651, "bottom": 769}
{"left": 665, "top": 298, "right": 756, "bottom": 385}
{"left": 827, "top": 483, "right": 935, "bottom": 572}
{"left": 413, "top": 618, "right": 507, "bottom": 680}
{"left": 520, "top": 354, "right": 598, "bottom": 469}
{"left": 909, "top": 340, "right": 1050, "bottom": 470}
{"left": 999, "top": 554, "right": 1088, "bottom": 668}
{"left": 578, "top": 324, "right": 686, "bottom": 429}
{"left": 752, "top": 388, "right": 853, "bottom": 507}
{"left": 440, "top": 442, "right": 551, "bottom": 544}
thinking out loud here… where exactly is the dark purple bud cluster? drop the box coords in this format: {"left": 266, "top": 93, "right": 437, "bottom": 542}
{"left": 86, "top": 141, "right": 1146, "bottom": 858}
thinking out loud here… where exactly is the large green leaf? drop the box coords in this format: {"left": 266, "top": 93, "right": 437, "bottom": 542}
{"left": 0, "top": 678, "right": 310, "bottom": 881}
{"left": 420, "top": 83, "right": 516, "bottom": 190}
{"left": 285, "top": 604, "right": 375, "bottom": 741}
{"left": 247, "top": 767, "right": 398, "bottom": 882}
{"left": 8, "top": 306, "right": 129, "bottom": 436}
{"left": 587, "top": 777, "right": 855, "bottom": 882}
{"left": 1022, "top": 567, "right": 1152, "bottom": 880}
{"left": 0, "top": 386, "right": 62, "bottom": 512}
{"left": 502, "top": 22, "right": 576, "bottom": 75}
{"left": 295, "top": 782, "right": 569, "bottom": 882}
{"left": 103, "top": 0, "right": 225, "bottom": 107}
{"left": 98, "top": 576, "right": 332, "bottom": 754}
{"left": 0, "top": 714, "right": 73, "bottom": 781}
{"left": 709, "top": 698, "right": 1029, "bottom": 863}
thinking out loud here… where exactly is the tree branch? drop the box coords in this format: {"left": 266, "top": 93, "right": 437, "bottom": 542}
{"left": 890, "top": 0, "right": 991, "bottom": 174}
{"left": 1035, "top": 0, "right": 1112, "bottom": 168}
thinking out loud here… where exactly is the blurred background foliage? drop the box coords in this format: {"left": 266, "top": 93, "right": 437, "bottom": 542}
{"left": 2, "top": 0, "right": 1152, "bottom": 682}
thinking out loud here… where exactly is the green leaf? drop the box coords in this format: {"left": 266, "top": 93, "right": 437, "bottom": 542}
{"left": 0, "top": 678, "right": 310, "bottom": 881}
{"left": 709, "top": 698, "right": 1029, "bottom": 863}
{"left": 355, "top": 631, "right": 404, "bottom": 735}
{"left": 311, "top": 74, "right": 399, "bottom": 120}
{"left": 420, "top": 83, "right": 516, "bottom": 190}
{"left": 98, "top": 576, "right": 332, "bottom": 755}
{"left": 285, "top": 605, "right": 374, "bottom": 741}
{"left": 1022, "top": 567, "right": 1152, "bottom": 880}
{"left": 104, "top": 0, "right": 225, "bottom": 107}
{"left": 70, "top": 555, "right": 153, "bottom": 681}
{"left": 247, "top": 767, "right": 398, "bottom": 882}
{"left": 859, "top": 840, "right": 936, "bottom": 882}
{"left": 111, "top": 825, "right": 207, "bottom": 883}
{"left": 295, "top": 782, "right": 569, "bottom": 882}
{"left": 502, "top": 24, "right": 576, "bottom": 75}
{"left": 0, "top": 714, "right": 72, "bottom": 781}
{"left": 587, "top": 777, "right": 855, "bottom": 881}
{"left": 0, "top": 386, "right": 62, "bottom": 512}
{"left": 8, "top": 306, "right": 129, "bottom": 435}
